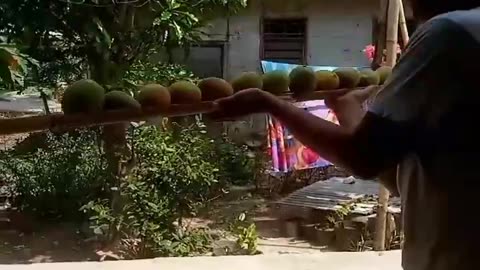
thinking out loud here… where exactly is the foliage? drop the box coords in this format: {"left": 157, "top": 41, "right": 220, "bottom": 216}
{"left": 229, "top": 212, "right": 259, "bottom": 255}
{"left": 0, "top": 0, "right": 248, "bottom": 85}
{"left": 0, "top": 42, "right": 38, "bottom": 90}
{"left": 0, "top": 130, "right": 109, "bottom": 220}
{"left": 326, "top": 201, "right": 356, "bottom": 228}
{"left": 82, "top": 178, "right": 212, "bottom": 258}
{"left": 134, "top": 123, "right": 220, "bottom": 217}
{"left": 122, "top": 60, "right": 197, "bottom": 91}
{"left": 214, "top": 135, "right": 256, "bottom": 186}
{"left": 82, "top": 123, "right": 220, "bottom": 257}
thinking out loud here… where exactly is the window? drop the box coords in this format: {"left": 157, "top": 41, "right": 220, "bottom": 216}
{"left": 171, "top": 41, "right": 225, "bottom": 78}
{"left": 261, "top": 18, "right": 307, "bottom": 65}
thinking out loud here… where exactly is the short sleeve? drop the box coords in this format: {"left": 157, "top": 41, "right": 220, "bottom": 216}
{"left": 369, "top": 17, "right": 469, "bottom": 125}
{"left": 352, "top": 16, "right": 479, "bottom": 175}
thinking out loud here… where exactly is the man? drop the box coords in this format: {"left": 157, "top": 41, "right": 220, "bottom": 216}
{"left": 211, "top": 1, "right": 480, "bottom": 269}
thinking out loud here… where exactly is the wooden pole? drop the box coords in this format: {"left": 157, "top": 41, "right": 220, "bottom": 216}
{"left": 398, "top": 0, "right": 409, "bottom": 45}
{"left": 372, "top": 0, "right": 389, "bottom": 68}
{"left": 0, "top": 102, "right": 218, "bottom": 136}
{"left": 385, "top": 0, "right": 400, "bottom": 66}
{"left": 374, "top": 0, "right": 400, "bottom": 252}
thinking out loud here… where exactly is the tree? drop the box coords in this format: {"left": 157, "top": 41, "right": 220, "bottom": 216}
{"left": 0, "top": 0, "right": 247, "bottom": 243}
{"left": 0, "top": 0, "right": 247, "bottom": 86}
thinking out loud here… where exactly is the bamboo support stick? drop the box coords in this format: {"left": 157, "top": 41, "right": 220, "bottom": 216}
{"left": 398, "top": 0, "right": 409, "bottom": 45}
{"left": 374, "top": 0, "right": 400, "bottom": 252}
{"left": 373, "top": 0, "right": 389, "bottom": 67}
{"left": 385, "top": 0, "right": 400, "bottom": 67}
{"left": 0, "top": 86, "right": 378, "bottom": 136}
{"left": 0, "top": 102, "right": 218, "bottom": 136}
{"left": 279, "top": 87, "right": 365, "bottom": 102}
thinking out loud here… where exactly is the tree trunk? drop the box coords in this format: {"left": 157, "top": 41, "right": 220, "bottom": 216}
{"left": 89, "top": 51, "right": 131, "bottom": 244}
{"left": 102, "top": 123, "right": 129, "bottom": 242}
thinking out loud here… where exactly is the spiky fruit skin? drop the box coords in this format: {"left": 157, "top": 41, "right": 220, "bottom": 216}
{"left": 198, "top": 77, "right": 234, "bottom": 101}
{"left": 333, "top": 68, "right": 361, "bottom": 89}
{"left": 61, "top": 79, "right": 105, "bottom": 114}
{"left": 231, "top": 72, "right": 263, "bottom": 92}
{"left": 376, "top": 66, "right": 393, "bottom": 85}
{"left": 358, "top": 68, "right": 380, "bottom": 87}
{"left": 169, "top": 81, "right": 202, "bottom": 104}
{"left": 315, "top": 70, "right": 340, "bottom": 90}
{"left": 262, "top": 70, "right": 290, "bottom": 95}
{"left": 289, "top": 66, "right": 316, "bottom": 96}
{"left": 104, "top": 90, "right": 141, "bottom": 111}
{"left": 136, "top": 84, "right": 171, "bottom": 111}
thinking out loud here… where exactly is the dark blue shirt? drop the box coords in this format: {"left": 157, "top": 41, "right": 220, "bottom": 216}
{"left": 369, "top": 8, "right": 480, "bottom": 270}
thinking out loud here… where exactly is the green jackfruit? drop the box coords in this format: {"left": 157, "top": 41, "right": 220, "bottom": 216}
{"left": 262, "top": 70, "right": 290, "bottom": 95}
{"left": 198, "top": 77, "right": 234, "bottom": 101}
{"left": 169, "top": 81, "right": 202, "bottom": 104}
{"left": 289, "top": 66, "right": 316, "bottom": 95}
{"left": 376, "top": 66, "right": 393, "bottom": 85}
{"left": 61, "top": 79, "right": 105, "bottom": 114}
{"left": 358, "top": 68, "right": 380, "bottom": 87}
{"left": 315, "top": 70, "right": 340, "bottom": 90}
{"left": 231, "top": 72, "right": 263, "bottom": 92}
{"left": 136, "top": 84, "right": 171, "bottom": 110}
{"left": 104, "top": 91, "right": 141, "bottom": 111}
{"left": 333, "top": 68, "right": 361, "bottom": 88}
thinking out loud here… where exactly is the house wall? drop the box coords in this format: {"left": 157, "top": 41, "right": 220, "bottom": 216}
{"left": 203, "top": 0, "right": 413, "bottom": 80}
{"left": 199, "top": 0, "right": 414, "bottom": 142}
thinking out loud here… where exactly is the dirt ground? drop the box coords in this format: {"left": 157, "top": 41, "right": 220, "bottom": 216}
{"left": 0, "top": 190, "right": 321, "bottom": 264}
{"left": 0, "top": 223, "right": 98, "bottom": 264}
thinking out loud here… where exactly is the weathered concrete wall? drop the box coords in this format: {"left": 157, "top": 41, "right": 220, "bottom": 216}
{"left": 202, "top": 0, "right": 414, "bottom": 80}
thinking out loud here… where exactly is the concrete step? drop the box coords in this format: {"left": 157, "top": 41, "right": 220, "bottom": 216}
{"left": 253, "top": 216, "right": 282, "bottom": 238}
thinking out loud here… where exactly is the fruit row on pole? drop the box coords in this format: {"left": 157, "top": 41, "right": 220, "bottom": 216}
{"left": 0, "top": 66, "right": 392, "bottom": 136}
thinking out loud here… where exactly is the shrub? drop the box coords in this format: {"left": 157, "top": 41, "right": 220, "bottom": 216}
{"left": 82, "top": 123, "right": 220, "bottom": 257}
{"left": 0, "top": 129, "right": 108, "bottom": 221}
{"left": 214, "top": 135, "right": 255, "bottom": 186}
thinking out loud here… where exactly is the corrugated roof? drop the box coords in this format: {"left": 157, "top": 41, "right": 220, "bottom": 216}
{"left": 277, "top": 177, "right": 401, "bottom": 215}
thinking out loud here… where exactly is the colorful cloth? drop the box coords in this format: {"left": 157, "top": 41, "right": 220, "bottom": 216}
{"left": 267, "top": 100, "right": 339, "bottom": 172}
{"left": 261, "top": 60, "right": 364, "bottom": 172}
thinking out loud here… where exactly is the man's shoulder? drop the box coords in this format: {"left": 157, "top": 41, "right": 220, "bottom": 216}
{"left": 432, "top": 8, "right": 480, "bottom": 42}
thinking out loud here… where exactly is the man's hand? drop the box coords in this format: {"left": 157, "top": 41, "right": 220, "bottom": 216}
{"left": 325, "top": 85, "right": 380, "bottom": 130}
{"left": 209, "top": 88, "right": 275, "bottom": 120}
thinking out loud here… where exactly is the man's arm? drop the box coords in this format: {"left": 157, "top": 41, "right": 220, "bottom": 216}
{"left": 264, "top": 96, "right": 414, "bottom": 178}
{"left": 214, "top": 17, "right": 459, "bottom": 178}
{"left": 260, "top": 18, "right": 457, "bottom": 178}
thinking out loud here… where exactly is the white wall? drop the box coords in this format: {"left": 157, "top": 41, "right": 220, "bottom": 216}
{"left": 202, "top": 0, "right": 417, "bottom": 80}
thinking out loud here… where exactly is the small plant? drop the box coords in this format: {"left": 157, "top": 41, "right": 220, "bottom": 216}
{"left": 229, "top": 213, "right": 260, "bottom": 255}
{"left": 326, "top": 201, "right": 356, "bottom": 228}
{"left": 236, "top": 223, "right": 259, "bottom": 255}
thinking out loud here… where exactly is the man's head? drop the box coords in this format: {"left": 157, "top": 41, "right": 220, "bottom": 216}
{"left": 410, "top": 0, "right": 480, "bottom": 20}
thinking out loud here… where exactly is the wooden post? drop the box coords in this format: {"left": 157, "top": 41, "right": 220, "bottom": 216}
{"left": 374, "top": 0, "right": 400, "bottom": 252}
{"left": 385, "top": 0, "right": 400, "bottom": 66}
{"left": 398, "top": 0, "right": 409, "bottom": 45}
{"left": 372, "top": 0, "right": 389, "bottom": 68}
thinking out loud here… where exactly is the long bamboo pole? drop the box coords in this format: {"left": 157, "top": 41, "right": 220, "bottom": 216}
{"left": 398, "top": 0, "right": 409, "bottom": 45}
{"left": 0, "top": 102, "right": 218, "bottom": 136}
{"left": 374, "top": 0, "right": 400, "bottom": 252}
{"left": 373, "top": 0, "right": 389, "bottom": 68}
{"left": 385, "top": 0, "right": 400, "bottom": 66}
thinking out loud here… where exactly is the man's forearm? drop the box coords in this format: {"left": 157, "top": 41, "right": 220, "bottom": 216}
{"left": 266, "top": 97, "right": 357, "bottom": 170}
